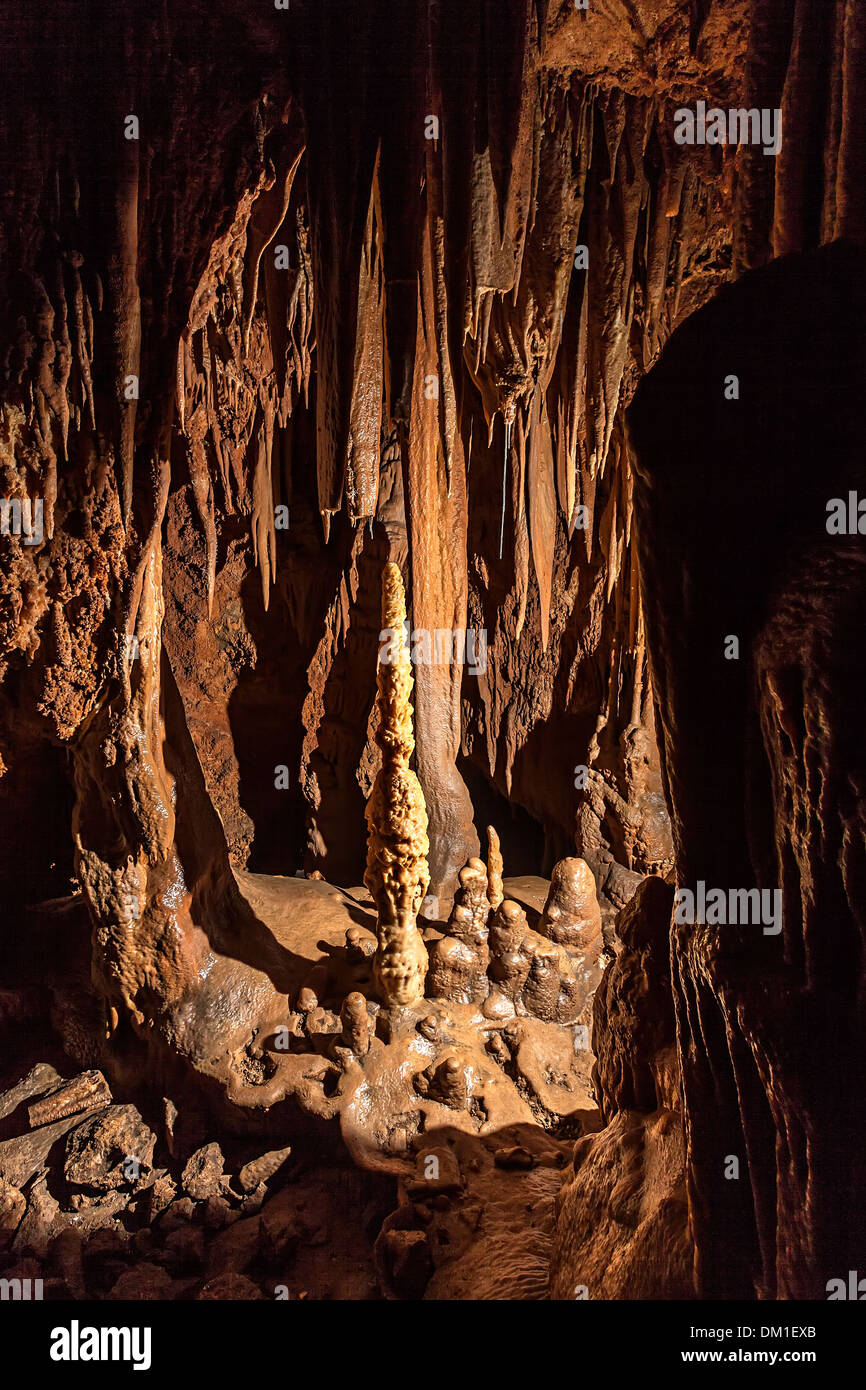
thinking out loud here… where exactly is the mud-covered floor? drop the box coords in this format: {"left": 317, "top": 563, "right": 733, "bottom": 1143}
{"left": 0, "top": 867, "right": 607, "bottom": 1301}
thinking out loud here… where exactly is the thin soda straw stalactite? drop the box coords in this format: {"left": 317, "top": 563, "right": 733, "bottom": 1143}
{"left": 499, "top": 414, "right": 513, "bottom": 560}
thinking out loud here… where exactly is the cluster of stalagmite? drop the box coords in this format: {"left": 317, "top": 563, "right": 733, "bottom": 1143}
{"left": 486, "top": 901, "right": 583, "bottom": 1025}
{"left": 364, "top": 563, "right": 430, "bottom": 1007}
{"left": 362, "top": 564, "right": 604, "bottom": 1024}
{"left": 427, "top": 859, "right": 491, "bottom": 1005}
{"left": 425, "top": 842, "right": 602, "bottom": 1025}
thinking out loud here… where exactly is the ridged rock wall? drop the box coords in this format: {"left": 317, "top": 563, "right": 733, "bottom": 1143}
{"left": 628, "top": 240, "right": 866, "bottom": 1299}
{"left": 1, "top": 0, "right": 749, "bottom": 935}
{"left": 147, "top": 1, "right": 746, "bottom": 905}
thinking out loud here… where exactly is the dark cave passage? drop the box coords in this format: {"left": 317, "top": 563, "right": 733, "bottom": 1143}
{"left": 459, "top": 759, "right": 549, "bottom": 881}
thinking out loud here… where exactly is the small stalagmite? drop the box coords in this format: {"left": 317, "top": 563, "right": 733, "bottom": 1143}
{"left": 364, "top": 563, "right": 430, "bottom": 1007}
{"left": 340, "top": 992, "right": 372, "bottom": 1057}
{"left": 427, "top": 857, "right": 491, "bottom": 1005}
{"left": 539, "top": 856, "right": 602, "bottom": 952}
{"left": 486, "top": 826, "right": 504, "bottom": 910}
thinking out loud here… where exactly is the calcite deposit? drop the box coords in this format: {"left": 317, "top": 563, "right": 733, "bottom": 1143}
{"left": 1, "top": 0, "right": 864, "bottom": 1310}
{"left": 539, "top": 856, "right": 603, "bottom": 951}
{"left": 364, "top": 562, "right": 431, "bottom": 1007}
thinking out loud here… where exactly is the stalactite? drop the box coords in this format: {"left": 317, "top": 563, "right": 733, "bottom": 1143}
{"left": 185, "top": 406, "right": 217, "bottom": 618}
{"left": 499, "top": 415, "right": 512, "bottom": 561}
{"left": 108, "top": 122, "right": 141, "bottom": 525}
{"left": 527, "top": 391, "right": 556, "bottom": 651}
{"left": 241, "top": 141, "right": 304, "bottom": 355}
{"left": 71, "top": 266, "right": 95, "bottom": 433}
{"left": 406, "top": 180, "right": 479, "bottom": 902}
{"left": 512, "top": 442, "right": 530, "bottom": 649}
{"left": 251, "top": 409, "right": 276, "bottom": 613}
{"left": 831, "top": 0, "right": 866, "bottom": 244}
{"left": 176, "top": 334, "right": 187, "bottom": 434}
{"left": 346, "top": 155, "right": 385, "bottom": 522}
{"left": 47, "top": 259, "right": 72, "bottom": 463}
{"left": 425, "top": 130, "right": 459, "bottom": 498}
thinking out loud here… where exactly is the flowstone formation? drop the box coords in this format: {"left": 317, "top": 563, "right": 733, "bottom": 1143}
{"left": 364, "top": 562, "right": 430, "bottom": 1008}
{"left": 549, "top": 876, "right": 692, "bottom": 1300}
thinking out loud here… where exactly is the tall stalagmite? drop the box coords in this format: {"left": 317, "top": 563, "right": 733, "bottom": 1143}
{"left": 364, "top": 562, "right": 430, "bottom": 1007}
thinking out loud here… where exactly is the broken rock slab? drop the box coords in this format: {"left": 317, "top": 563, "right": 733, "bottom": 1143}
{"left": 237, "top": 1144, "right": 292, "bottom": 1194}
{"left": 64, "top": 1189, "right": 131, "bottom": 1238}
{"left": 12, "top": 1177, "right": 63, "bottom": 1256}
{"left": 64, "top": 1105, "right": 156, "bottom": 1192}
{"left": 27, "top": 1070, "right": 112, "bottom": 1129}
{"left": 181, "top": 1143, "right": 226, "bottom": 1201}
{"left": 0, "top": 1177, "right": 26, "bottom": 1247}
{"left": 0, "top": 1063, "right": 64, "bottom": 1122}
{"left": 0, "top": 1113, "right": 89, "bottom": 1189}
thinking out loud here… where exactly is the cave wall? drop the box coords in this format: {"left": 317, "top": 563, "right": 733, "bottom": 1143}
{"left": 629, "top": 239, "right": 866, "bottom": 1299}
{"left": 0, "top": 0, "right": 290, "bottom": 925}
{"left": 119, "top": 0, "right": 746, "bottom": 908}
{"left": 0, "top": 3, "right": 750, "bottom": 933}
{"left": 623, "top": 0, "right": 866, "bottom": 1299}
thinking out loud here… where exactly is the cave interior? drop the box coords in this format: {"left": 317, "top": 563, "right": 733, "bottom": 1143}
{"left": 0, "top": 0, "right": 865, "bottom": 1306}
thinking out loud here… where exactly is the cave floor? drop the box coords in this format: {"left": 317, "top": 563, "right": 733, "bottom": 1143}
{"left": 0, "top": 867, "right": 605, "bottom": 1298}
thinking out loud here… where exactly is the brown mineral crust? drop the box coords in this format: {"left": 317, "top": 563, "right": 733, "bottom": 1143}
{"left": 549, "top": 1109, "right": 695, "bottom": 1301}
{"left": 549, "top": 873, "right": 691, "bottom": 1299}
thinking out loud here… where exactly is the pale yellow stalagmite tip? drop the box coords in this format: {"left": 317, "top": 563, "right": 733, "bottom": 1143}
{"left": 364, "top": 562, "right": 430, "bottom": 1007}
{"left": 486, "top": 825, "right": 504, "bottom": 910}
{"left": 382, "top": 560, "right": 406, "bottom": 632}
